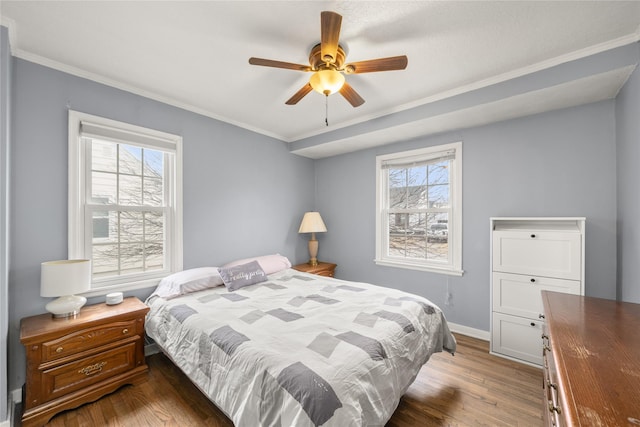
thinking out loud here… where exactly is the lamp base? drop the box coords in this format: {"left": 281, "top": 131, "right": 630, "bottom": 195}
{"left": 308, "top": 258, "right": 319, "bottom": 266}
{"left": 45, "top": 295, "right": 87, "bottom": 318}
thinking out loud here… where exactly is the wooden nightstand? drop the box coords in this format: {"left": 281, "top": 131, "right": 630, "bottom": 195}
{"left": 20, "top": 297, "right": 149, "bottom": 427}
{"left": 292, "top": 261, "right": 337, "bottom": 277}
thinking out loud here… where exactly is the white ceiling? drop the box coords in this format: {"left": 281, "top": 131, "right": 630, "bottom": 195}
{"left": 2, "top": 1, "right": 640, "bottom": 154}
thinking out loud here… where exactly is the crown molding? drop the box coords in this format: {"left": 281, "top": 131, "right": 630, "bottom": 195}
{"left": 10, "top": 47, "right": 286, "bottom": 142}
{"left": 4, "top": 15, "right": 639, "bottom": 144}
{"left": 288, "top": 32, "right": 640, "bottom": 142}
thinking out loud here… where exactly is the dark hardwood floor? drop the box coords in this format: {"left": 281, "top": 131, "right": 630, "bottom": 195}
{"left": 26, "top": 333, "right": 542, "bottom": 426}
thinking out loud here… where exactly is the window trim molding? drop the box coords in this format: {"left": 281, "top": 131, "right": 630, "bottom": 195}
{"left": 68, "top": 110, "right": 183, "bottom": 295}
{"left": 375, "top": 142, "right": 463, "bottom": 275}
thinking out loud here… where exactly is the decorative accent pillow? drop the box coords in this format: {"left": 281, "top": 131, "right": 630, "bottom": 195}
{"left": 222, "top": 254, "right": 292, "bottom": 275}
{"left": 152, "top": 267, "right": 223, "bottom": 299}
{"left": 219, "top": 261, "right": 268, "bottom": 291}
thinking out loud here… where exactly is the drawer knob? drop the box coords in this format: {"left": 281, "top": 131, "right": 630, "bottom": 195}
{"left": 78, "top": 361, "right": 107, "bottom": 376}
{"left": 530, "top": 322, "right": 536, "bottom": 327}
{"left": 530, "top": 234, "right": 536, "bottom": 238}
{"left": 548, "top": 401, "right": 562, "bottom": 414}
{"left": 530, "top": 278, "right": 536, "bottom": 283}
{"left": 56, "top": 346, "right": 64, "bottom": 353}
{"left": 122, "top": 328, "right": 129, "bottom": 334}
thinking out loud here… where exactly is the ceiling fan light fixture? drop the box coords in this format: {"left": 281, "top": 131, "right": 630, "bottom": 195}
{"left": 309, "top": 69, "right": 345, "bottom": 95}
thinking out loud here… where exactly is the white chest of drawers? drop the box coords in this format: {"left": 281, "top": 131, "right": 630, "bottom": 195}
{"left": 490, "top": 217, "right": 585, "bottom": 366}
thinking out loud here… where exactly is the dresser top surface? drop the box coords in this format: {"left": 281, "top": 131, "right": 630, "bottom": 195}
{"left": 542, "top": 291, "right": 640, "bottom": 425}
{"left": 20, "top": 297, "right": 149, "bottom": 342}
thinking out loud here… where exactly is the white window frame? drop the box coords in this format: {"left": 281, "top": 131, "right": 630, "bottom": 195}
{"left": 375, "top": 142, "right": 463, "bottom": 276}
{"left": 68, "top": 110, "right": 183, "bottom": 295}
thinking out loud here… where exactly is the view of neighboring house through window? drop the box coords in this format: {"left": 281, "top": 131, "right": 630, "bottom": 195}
{"left": 376, "top": 142, "right": 462, "bottom": 275}
{"left": 69, "top": 111, "right": 183, "bottom": 292}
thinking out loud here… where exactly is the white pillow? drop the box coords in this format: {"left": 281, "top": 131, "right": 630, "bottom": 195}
{"left": 222, "top": 254, "right": 291, "bottom": 275}
{"left": 152, "top": 267, "right": 223, "bottom": 299}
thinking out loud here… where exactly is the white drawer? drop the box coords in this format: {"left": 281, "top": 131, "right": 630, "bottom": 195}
{"left": 493, "top": 272, "right": 581, "bottom": 319}
{"left": 491, "top": 312, "right": 544, "bottom": 365}
{"left": 493, "top": 230, "right": 581, "bottom": 280}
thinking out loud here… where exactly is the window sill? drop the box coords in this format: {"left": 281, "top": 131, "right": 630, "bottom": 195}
{"left": 81, "top": 277, "right": 162, "bottom": 298}
{"left": 374, "top": 259, "right": 464, "bottom": 276}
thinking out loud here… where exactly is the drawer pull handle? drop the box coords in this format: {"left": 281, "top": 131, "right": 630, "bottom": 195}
{"left": 122, "top": 328, "right": 129, "bottom": 334}
{"left": 55, "top": 347, "right": 64, "bottom": 353}
{"left": 548, "top": 401, "right": 562, "bottom": 414}
{"left": 539, "top": 313, "right": 545, "bottom": 319}
{"left": 79, "top": 361, "right": 107, "bottom": 376}
{"left": 541, "top": 334, "right": 549, "bottom": 340}
{"left": 544, "top": 345, "right": 551, "bottom": 352}
{"left": 530, "top": 234, "right": 536, "bottom": 238}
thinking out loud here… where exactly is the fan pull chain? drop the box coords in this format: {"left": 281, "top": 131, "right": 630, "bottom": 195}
{"left": 325, "top": 93, "right": 329, "bottom": 126}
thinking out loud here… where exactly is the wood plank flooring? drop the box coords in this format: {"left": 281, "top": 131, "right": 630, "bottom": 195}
{"left": 33, "top": 334, "right": 543, "bottom": 426}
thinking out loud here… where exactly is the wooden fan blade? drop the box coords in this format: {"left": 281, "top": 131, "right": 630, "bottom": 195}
{"left": 339, "top": 82, "right": 365, "bottom": 107}
{"left": 249, "top": 57, "right": 311, "bottom": 72}
{"left": 344, "top": 56, "right": 408, "bottom": 74}
{"left": 285, "top": 83, "right": 313, "bottom": 105}
{"left": 320, "top": 11, "right": 342, "bottom": 64}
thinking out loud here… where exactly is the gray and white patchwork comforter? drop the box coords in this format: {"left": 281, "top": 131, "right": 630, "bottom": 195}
{"left": 145, "top": 269, "right": 456, "bottom": 426}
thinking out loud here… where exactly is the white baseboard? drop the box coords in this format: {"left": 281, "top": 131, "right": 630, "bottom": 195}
{"left": 447, "top": 322, "right": 490, "bottom": 341}
{"left": 1, "top": 388, "right": 21, "bottom": 427}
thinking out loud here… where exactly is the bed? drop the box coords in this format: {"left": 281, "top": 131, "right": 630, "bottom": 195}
{"left": 145, "top": 256, "right": 456, "bottom": 426}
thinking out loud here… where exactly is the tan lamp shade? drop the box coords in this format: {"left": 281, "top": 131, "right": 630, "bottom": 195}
{"left": 298, "top": 212, "right": 327, "bottom": 266}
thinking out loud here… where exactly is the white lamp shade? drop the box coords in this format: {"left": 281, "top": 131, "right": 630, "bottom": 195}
{"left": 298, "top": 212, "right": 327, "bottom": 234}
{"left": 41, "top": 259, "right": 91, "bottom": 297}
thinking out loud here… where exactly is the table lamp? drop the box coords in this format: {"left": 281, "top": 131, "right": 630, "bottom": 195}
{"left": 40, "top": 259, "right": 91, "bottom": 318}
{"left": 298, "top": 212, "right": 327, "bottom": 266}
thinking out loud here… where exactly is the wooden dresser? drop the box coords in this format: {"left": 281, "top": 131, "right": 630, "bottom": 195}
{"left": 541, "top": 291, "right": 640, "bottom": 426}
{"left": 20, "top": 297, "right": 149, "bottom": 426}
{"left": 292, "top": 261, "right": 337, "bottom": 277}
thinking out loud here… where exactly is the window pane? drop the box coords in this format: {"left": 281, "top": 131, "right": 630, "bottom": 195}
{"left": 428, "top": 184, "right": 449, "bottom": 207}
{"left": 145, "top": 242, "right": 164, "bottom": 271}
{"left": 427, "top": 213, "right": 448, "bottom": 262}
{"left": 407, "top": 166, "right": 427, "bottom": 209}
{"left": 92, "top": 211, "right": 118, "bottom": 244}
{"left": 91, "top": 139, "right": 117, "bottom": 173}
{"left": 145, "top": 212, "right": 164, "bottom": 241}
{"left": 92, "top": 244, "right": 119, "bottom": 278}
{"left": 119, "top": 145, "right": 142, "bottom": 175}
{"left": 91, "top": 171, "right": 117, "bottom": 204}
{"left": 92, "top": 211, "right": 110, "bottom": 240}
{"left": 143, "top": 177, "right": 164, "bottom": 206}
{"left": 143, "top": 150, "right": 163, "bottom": 177}
{"left": 120, "top": 211, "right": 144, "bottom": 242}
{"left": 120, "top": 243, "right": 144, "bottom": 274}
{"left": 389, "top": 169, "right": 407, "bottom": 208}
{"left": 119, "top": 175, "right": 142, "bottom": 205}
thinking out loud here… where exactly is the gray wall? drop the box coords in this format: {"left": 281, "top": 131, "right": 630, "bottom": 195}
{"left": 7, "top": 58, "right": 315, "bottom": 392}
{"left": 616, "top": 58, "right": 640, "bottom": 303}
{"left": 1, "top": 25, "right": 12, "bottom": 424}
{"left": 315, "top": 101, "right": 618, "bottom": 331}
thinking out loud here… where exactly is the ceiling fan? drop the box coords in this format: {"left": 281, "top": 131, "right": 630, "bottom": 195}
{"left": 248, "top": 11, "right": 408, "bottom": 108}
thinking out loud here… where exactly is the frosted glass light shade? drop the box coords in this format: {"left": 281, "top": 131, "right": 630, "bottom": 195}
{"left": 298, "top": 212, "right": 327, "bottom": 233}
{"left": 41, "top": 259, "right": 91, "bottom": 318}
{"left": 309, "top": 69, "right": 345, "bottom": 95}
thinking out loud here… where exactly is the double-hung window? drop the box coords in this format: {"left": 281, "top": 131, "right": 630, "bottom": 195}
{"left": 68, "top": 111, "right": 183, "bottom": 293}
{"left": 375, "top": 142, "right": 462, "bottom": 275}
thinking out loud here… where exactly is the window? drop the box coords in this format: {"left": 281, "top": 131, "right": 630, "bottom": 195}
{"left": 69, "top": 111, "right": 183, "bottom": 293}
{"left": 375, "top": 142, "right": 462, "bottom": 275}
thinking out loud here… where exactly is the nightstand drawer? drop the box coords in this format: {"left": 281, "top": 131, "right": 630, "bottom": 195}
{"left": 42, "top": 319, "right": 138, "bottom": 362}
{"left": 41, "top": 340, "right": 137, "bottom": 402}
